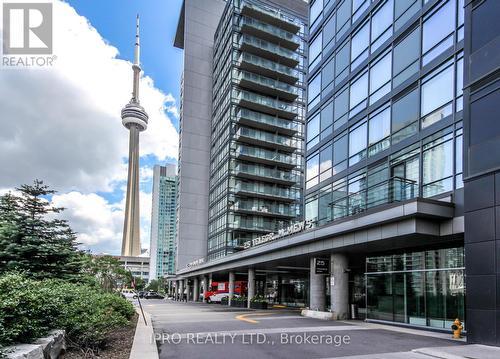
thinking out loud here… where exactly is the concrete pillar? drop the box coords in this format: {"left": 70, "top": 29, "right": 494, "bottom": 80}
{"left": 309, "top": 257, "right": 326, "bottom": 311}
{"left": 247, "top": 268, "right": 255, "bottom": 308}
{"left": 186, "top": 279, "right": 191, "bottom": 301}
{"left": 179, "top": 280, "right": 185, "bottom": 302}
{"left": 330, "top": 253, "right": 349, "bottom": 320}
{"left": 202, "top": 276, "right": 208, "bottom": 303}
{"left": 193, "top": 277, "right": 199, "bottom": 302}
{"left": 175, "top": 280, "right": 180, "bottom": 301}
{"left": 228, "top": 271, "right": 235, "bottom": 306}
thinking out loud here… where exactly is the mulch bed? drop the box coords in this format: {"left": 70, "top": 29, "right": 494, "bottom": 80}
{"left": 61, "top": 314, "right": 138, "bottom": 359}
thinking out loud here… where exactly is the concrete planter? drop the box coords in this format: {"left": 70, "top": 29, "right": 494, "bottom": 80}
{"left": 230, "top": 300, "right": 245, "bottom": 308}
{"left": 5, "top": 330, "right": 66, "bottom": 359}
{"left": 250, "top": 302, "right": 268, "bottom": 310}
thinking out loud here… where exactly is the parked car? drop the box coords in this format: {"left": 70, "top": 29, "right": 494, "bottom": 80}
{"left": 120, "top": 289, "right": 137, "bottom": 299}
{"left": 144, "top": 291, "right": 164, "bottom": 299}
{"left": 137, "top": 291, "right": 145, "bottom": 298}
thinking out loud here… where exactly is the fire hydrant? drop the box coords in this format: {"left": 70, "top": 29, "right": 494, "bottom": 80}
{"left": 451, "top": 318, "right": 463, "bottom": 339}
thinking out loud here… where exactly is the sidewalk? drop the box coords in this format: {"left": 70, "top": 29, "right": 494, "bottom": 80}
{"left": 333, "top": 344, "right": 500, "bottom": 359}
{"left": 129, "top": 308, "right": 159, "bottom": 359}
{"left": 413, "top": 344, "right": 500, "bottom": 359}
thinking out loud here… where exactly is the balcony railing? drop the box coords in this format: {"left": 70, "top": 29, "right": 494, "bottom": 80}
{"left": 234, "top": 69, "right": 299, "bottom": 100}
{"left": 237, "top": 52, "right": 300, "bottom": 83}
{"left": 235, "top": 108, "right": 300, "bottom": 135}
{"left": 233, "top": 163, "right": 298, "bottom": 184}
{"left": 235, "top": 144, "right": 298, "bottom": 167}
{"left": 231, "top": 201, "right": 297, "bottom": 217}
{"left": 234, "top": 181, "right": 299, "bottom": 201}
{"left": 235, "top": 126, "right": 297, "bottom": 151}
{"left": 233, "top": 89, "right": 297, "bottom": 119}
{"left": 229, "top": 218, "right": 287, "bottom": 232}
{"left": 238, "top": 16, "right": 300, "bottom": 50}
{"left": 314, "top": 177, "right": 418, "bottom": 226}
{"left": 238, "top": 34, "right": 300, "bottom": 66}
{"left": 239, "top": 1, "right": 302, "bottom": 34}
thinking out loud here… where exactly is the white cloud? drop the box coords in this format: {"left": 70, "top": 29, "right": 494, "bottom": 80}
{"left": 0, "top": 1, "right": 179, "bottom": 253}
{"left": 51, "top": 190, "right": 153, "bottom": 254}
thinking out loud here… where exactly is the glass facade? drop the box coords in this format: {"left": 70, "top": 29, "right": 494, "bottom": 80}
{"left": 150, "top": 166, "right": 177, "bottom": 279}
{"left": 305, "top": 0, "right": 464, "bottom": 226}
{"left": 208, "top": 0, "right": 307, "bottom": 260}
{"left": 366, "top": 247, "right": 465, "bottom": 329}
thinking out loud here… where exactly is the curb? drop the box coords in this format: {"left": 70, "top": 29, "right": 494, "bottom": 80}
{"left": 129, "top": 309, "right": 159, "bottom": 359}
{"left": 301, "top": 309, "right": 334, "bottom": 320}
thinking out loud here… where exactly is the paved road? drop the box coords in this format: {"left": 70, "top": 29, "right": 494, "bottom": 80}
{"left": 141, "top": 300, "right": 464, "bottom": 359}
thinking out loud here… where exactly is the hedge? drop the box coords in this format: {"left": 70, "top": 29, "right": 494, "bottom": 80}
{"left": 0, "top": 273, "right": 135, "bottom": 351}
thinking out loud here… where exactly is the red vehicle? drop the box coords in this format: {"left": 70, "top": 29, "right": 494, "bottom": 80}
{"left": 204, "top": 281, "right": 247, "bottom": 303}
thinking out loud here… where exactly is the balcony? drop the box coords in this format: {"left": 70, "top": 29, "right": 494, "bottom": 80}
{"left": 236, "top": 52, "right": 299, "bottom": 84}
{"left": 231, "top": 200, "right": 297, "bottom": 218}
{"left": 234, "top": 69, "right": 299, "bottom": 101}
{"left": 235, "top": 108, "right": 300, "bottom": 136}
{"left": 233, "top": 89, "right": 297, "bottom": 119}
{"left": 235, "top": 126, "right": 297, "bottom": 152}
{"left": 229, "top": 218, "right": 287, "bottom": 233}
{"left": 233, "top": 164, "right": 298, "bottom": 185}
{"left": 238, "top": 34, "right": 300, "bottom": 68}
{"left": 238, "top": 16, "right": 300, "bottom": 51}
{"left": 240, "top": 2, "right": 302, "bottom": 34}
{"left": 234, "top": 182, "right": 299, "bottom": 202}
{"left": 235, "top": 144, "right": 298, "bottom": 169}
{"left": 315, "top": 177, "right": 419, "bottom": 226}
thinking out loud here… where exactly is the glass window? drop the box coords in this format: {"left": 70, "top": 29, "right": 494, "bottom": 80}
{"left": 353, "top": 0, "right": 369, "bottom": 22}
{"left": 392, "top": 88, "right": 419, "bottom": 144}
{"left": 423, "top": 139, "right": 453, "bottom": 197}
{"left": 350, "top": 71, "right": 368, "bottom": 117}
{"left": 393, "top": 27, "right": 420, "bottom": 88}
{"left": 471, "top": 0, "right": 500, "bottom": 52}
{"left": 421, "top": 63, "right": 454, "bottom": 128}
{"left": 334, "top": 87, "right": 349, "bottom": 128}
{"left": 320, "top": 144, "right": 333, "bottom": 179}
{"left": 370, "top": 52, "right": 392, "bottom": 104}
{"left": 321, "top": 101, "right": 334, "bottom": 138}
{"left": 335, "top": 40, "right": 350, "bottom": 84}
{"left": 336, "top": 0, "right": 352, "bottom": 39}
{"left": 318, "top": 185, "right": 332, "bottom": 224}
{"left": 308, "top": 73, "right": 321, "bottom": 108}
{"left": 322, "top": 57, "right": 335, "bottom": 91}
{"left": 323, "top": 14, "right": 336, "bottom": 51}
{"left": 369, "top": 106, "right": 391, "bottom": 156}
{"left": 456, "top": 57, "right": 464, "bottom": 101}
{"left": 310, "top": 0, "right": 323, "bottom": 29}
{"left": 349, "top": 121, "right": 367, "bottom": 165}
{"left": 307, "top": 112, "right": 320, "bottom": 147}
{"left": 395, "top": 0, "right": 421, "bottom": 31}
{"left": 305, "top": 195, "right": 318, "bottom": 222}
{"left": 306, "top": 153, "right": 320, "bottom": 188}
{"left": 422, "top": 0, "right": 456, "bottom": 65}
{"left": 455, "top": 133, "right": 463, "bottom": 189}
{"left": 309, "top": 34, "right": 322, "bottom": 69}
{"left": 351, "top": 22, "right": 369, "bottom": 69}
{"left": 371, "top": 0, "right": 394, "bottom": 52}
{"left": 333, "top": 133, "right": 348, "bottom": 174}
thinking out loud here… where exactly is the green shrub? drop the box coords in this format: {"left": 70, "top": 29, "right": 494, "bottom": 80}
{"left": 0, "top": 273, "right": 135, "bottom": 351}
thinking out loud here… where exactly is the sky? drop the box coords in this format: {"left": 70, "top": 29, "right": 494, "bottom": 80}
{"left": 0, "top": 0, "right": 184, "bottom": 254}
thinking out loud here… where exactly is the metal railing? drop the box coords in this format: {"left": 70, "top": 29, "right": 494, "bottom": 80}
{"left": 316, "top": 177, "right": 417, "bottom": 225}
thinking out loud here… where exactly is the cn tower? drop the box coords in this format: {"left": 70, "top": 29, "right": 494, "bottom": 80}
{"left": 121, "top": 15, "right": 148, "bottom": 256}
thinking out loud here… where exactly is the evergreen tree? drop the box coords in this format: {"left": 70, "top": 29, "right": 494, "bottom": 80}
{"left": 0, "top": 180, "right": 81, "bottom": 278}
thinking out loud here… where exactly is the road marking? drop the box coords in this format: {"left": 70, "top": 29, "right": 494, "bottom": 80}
{"left": 235, "top": 312, "right": 275, "bottom": 324}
